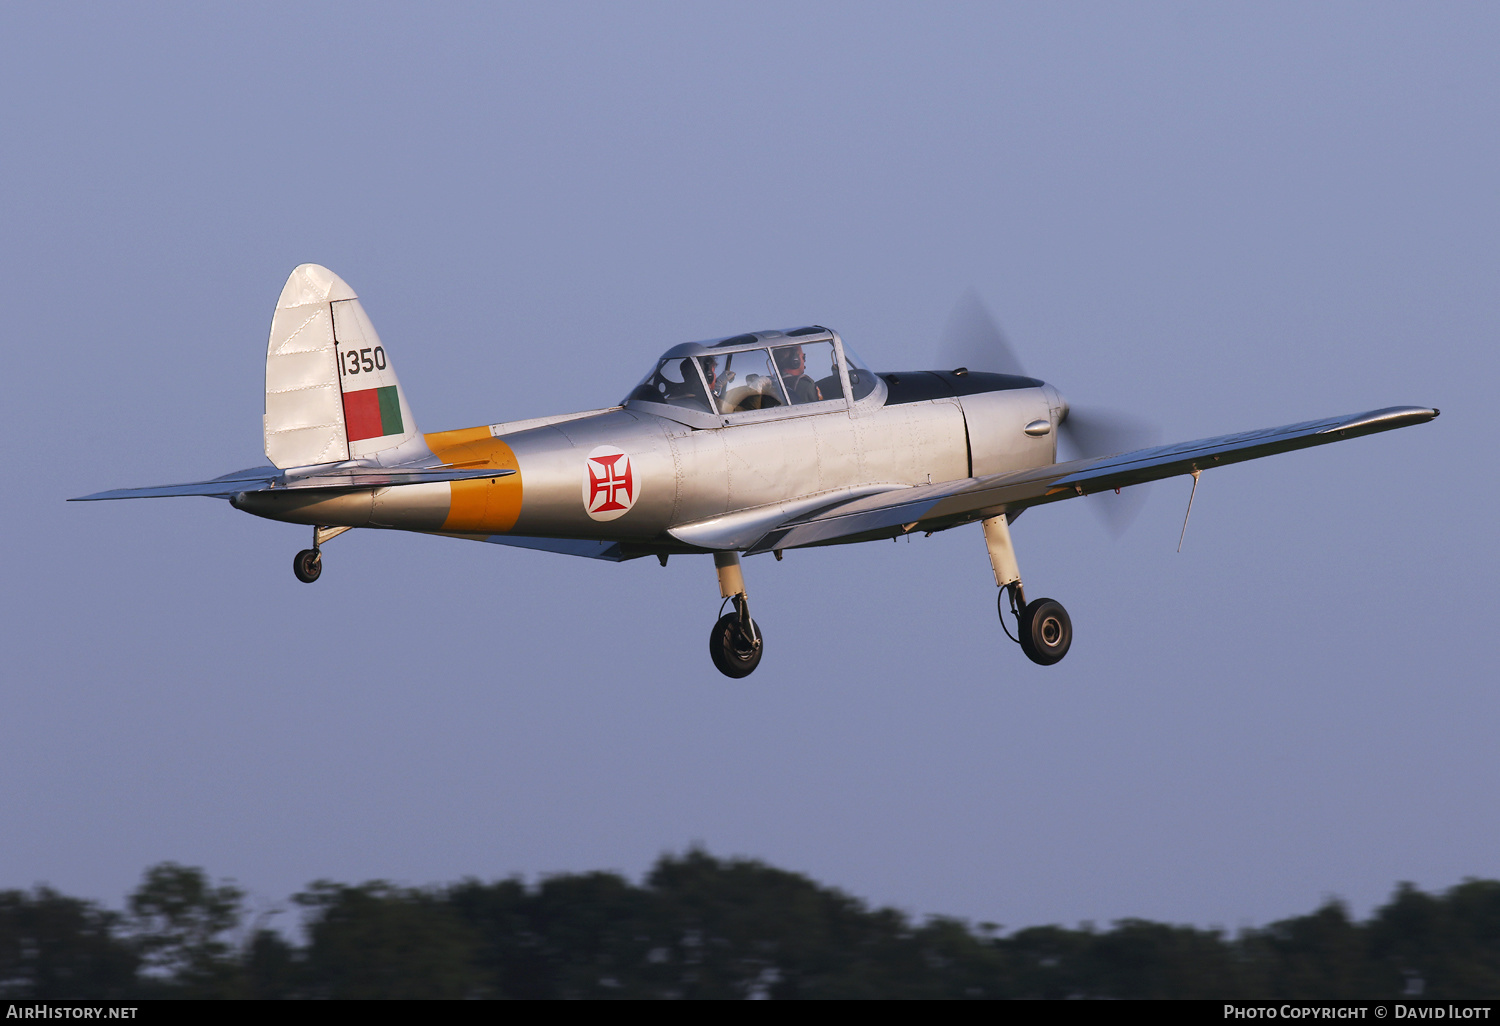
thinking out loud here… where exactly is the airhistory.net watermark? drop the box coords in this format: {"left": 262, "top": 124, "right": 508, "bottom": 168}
{"left": 5, "top": 1009, "right": 137, "bottom": 1019}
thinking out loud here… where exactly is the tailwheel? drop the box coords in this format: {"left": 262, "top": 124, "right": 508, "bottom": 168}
{"left": 292, "top": 548, "right": 322, "bottom": 584}
{"left": 709, "top": 597, "right": 763, "bottom": 678}
{"left": 1017, "top": 597, "right": 1071, "bottom": 666}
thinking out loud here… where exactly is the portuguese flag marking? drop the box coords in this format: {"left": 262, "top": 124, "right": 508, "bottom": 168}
{"left": 343, "top": 385, "right": 404, "bottom": 442}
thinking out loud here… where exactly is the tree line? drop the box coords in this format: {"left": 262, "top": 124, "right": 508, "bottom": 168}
{"left": 2, "top": 850, "right": 1497, "bottom": 999}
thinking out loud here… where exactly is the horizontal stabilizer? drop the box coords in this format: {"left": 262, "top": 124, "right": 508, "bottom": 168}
{"left": 71, "top": 462, "right": 513, "bottom": 502}
{"left": 747, "top": 405, "right": 1439, "bottom": 553}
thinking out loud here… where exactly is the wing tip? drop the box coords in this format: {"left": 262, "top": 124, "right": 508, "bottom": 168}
{"left": 1334, "top": 406, "right": 1441, "bottom": 433}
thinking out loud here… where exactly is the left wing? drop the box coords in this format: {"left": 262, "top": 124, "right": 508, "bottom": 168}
{"left": 748, "top": 405, "right": 1438, "bottom": 553}
{"left": 71, "top": 462, "right": 514, "bottom": 501}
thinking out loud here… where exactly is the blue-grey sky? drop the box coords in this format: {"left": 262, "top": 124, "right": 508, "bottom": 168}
{"left": 2, "top": 2, "right": 1494, "bottom": 933}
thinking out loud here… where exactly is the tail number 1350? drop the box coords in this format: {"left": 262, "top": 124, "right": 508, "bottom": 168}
{"left": 340, "top": 346, "right": 387, "bottom": 376}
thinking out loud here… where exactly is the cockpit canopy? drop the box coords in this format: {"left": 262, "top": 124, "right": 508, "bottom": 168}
{"left": 624, "top": 327, "right": 878, "bottom": 418}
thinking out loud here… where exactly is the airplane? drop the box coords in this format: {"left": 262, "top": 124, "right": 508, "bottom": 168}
{"left": 73, "top": 264, "right": 1438, "bottom": 677}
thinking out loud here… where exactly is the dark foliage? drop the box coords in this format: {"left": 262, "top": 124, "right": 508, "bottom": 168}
{"left": 0, "top": 887, "right": 138, "bottom": 998}
{"left": 5, "top": 855, "right": 1500, "bottom": 998}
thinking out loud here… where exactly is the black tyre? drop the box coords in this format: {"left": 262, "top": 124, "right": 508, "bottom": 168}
{"left": 293, "top": 549, "right": 322, "bottom": 584}
{"left": 709, "top": 612, "right": 763, "bottom": 678}
{"left": 1018, "top": 597, "right": 1071, "bottom": 666}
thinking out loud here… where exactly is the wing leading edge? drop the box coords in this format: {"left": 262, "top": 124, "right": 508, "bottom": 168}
{"left": 747, "top": 405, "right": 1438, "bottom": 554}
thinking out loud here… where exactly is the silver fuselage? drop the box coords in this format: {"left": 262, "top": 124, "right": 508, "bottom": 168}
{"left": 234, "top": 323, "right": 1065, "bottom": 550}
{"left": 234, "top": 373, "right": 1064, "bottom": 551}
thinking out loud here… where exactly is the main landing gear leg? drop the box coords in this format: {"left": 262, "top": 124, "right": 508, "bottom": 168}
{"left": 292, "top": 525, "right": 352, "bottom": 584}
{"left": 708, "top": 551, "right": 763, "bottom": 678}
{"left": 982, "top": 514, "right": 1072, "bottom": 666}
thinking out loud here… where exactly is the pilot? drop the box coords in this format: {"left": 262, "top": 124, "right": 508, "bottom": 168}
{"left": 676, "top": 359, "right": 698, "bottom": 393}
{"left": 701, "top": 355, "right": 736, "bottom": 402}
{"left": 774, "top": 345, "right": 822, "bottom": 404}
{"left": 664, "top": 358, "right": 710, "bottom": 406}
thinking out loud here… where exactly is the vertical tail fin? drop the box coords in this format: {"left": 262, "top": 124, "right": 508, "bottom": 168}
{"left": 263, "top": 264, "right": 428, "bottom": 469}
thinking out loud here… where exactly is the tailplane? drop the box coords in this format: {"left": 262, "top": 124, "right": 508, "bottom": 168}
{"left": 264, "top": 264, "right": 428, "bottom": 469}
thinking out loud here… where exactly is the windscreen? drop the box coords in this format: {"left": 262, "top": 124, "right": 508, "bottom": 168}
{"left": 626, "top": 358, "right": 714, "bottom": 413}
{"left": 838, "top": 344, "right": 879, "bottom": 401}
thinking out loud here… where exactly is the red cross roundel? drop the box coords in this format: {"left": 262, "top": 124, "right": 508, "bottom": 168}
{"left": 582, "top": 445, "right": 639, "bottom": 521}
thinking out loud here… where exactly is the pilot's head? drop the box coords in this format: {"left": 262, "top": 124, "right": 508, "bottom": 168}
{"left": 775, "top": 346, "right": 805, "bottom": 376}
{"left": 699, "top": 356, "right": 719, "bottom": 390}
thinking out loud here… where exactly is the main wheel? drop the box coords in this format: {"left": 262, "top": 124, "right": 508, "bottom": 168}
{"left": 1018, "top": 597, "right": 1071, "bottom": 666}
{"left": 709, "top": 612, "right": 763, "bottom": 678}
{"left": 293, "top": 548, "right": 322, "bottom": 584}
